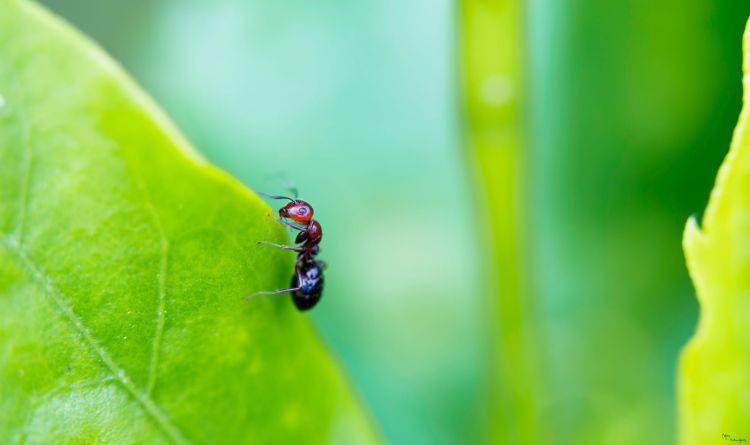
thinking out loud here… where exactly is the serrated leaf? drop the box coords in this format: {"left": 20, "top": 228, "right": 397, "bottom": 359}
{"left": 0, "top": 1, "right": 378, "bottom": 443}
{"left": 680, "top": 16, "right": 750, "bottom": 445}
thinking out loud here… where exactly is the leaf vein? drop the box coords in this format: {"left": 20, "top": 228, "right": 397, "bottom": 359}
{"left": 0, "top": 237, "right": 190, "bottom": 445}
{"left": 14, "top": 117, "right": 33, "bottom": 245}
{"left": 147, "top": 234, "right": 168, "bottom": 397}
{"left": 127, "top": 168, "right": 169, "bottom": 399}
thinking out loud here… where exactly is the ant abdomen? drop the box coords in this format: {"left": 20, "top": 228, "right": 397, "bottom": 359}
{"left": 291, "top": 280, "right": 323, "bottom": 311}
{"left": 291, "top": 260, "right": 324, "bottom": 311}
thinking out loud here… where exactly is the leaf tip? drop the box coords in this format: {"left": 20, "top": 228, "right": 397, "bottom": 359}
{"left": 683, "top": 215, "right": 708, "bottom": 302}
{"left": 683, "top": 215, "right": 703, "bottom": 253}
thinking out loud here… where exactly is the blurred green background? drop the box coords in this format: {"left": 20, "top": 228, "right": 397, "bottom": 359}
{"left": 40, "top": 0, "right": 750, "bottom": 443}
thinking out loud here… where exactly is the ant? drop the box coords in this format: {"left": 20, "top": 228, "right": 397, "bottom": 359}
{"left": 247, "top": 194, "right": 325, "bottom": 311}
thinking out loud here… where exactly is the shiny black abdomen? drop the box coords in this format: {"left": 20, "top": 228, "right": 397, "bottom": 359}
{"left": 291, "top": 261, "right": 324, "bottom": 311}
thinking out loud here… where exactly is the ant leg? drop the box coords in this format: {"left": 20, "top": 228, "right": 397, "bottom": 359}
{"left": 262, "top": 214, "right": 306, "bottom": 233}
{"left": 245, "top": 286, "right": 300, "bottom": 300}
{"left": 257, "top": 241, "right": 304, "bottom": 252}
{"left": 275, "top": 218, "right": 307, "bottom": 231}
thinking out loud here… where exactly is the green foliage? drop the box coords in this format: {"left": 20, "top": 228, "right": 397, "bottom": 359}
{"left": 530, "top": 1, "right": 749, "bottom": 444}
{"left": 680, "top": 17, "right": 750, "bottom": 445}
{"left": 0, "top": 1, "right": 378, "bottom": 443}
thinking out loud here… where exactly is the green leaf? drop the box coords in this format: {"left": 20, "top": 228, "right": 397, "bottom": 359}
{"left": 680, "top": 16, "right": 750, "bottom": 445}
{"left": 0, "top": 1, "right": 378, "bottom": 443}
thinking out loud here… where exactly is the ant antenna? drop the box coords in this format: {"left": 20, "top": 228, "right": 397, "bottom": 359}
{"left": 245, "top": 287, "right": 301, "bottom": 300}
{"left": 263, "top": 172, "right": 299, "bottom": 199}
{"left": 287, "top": 185, "right": 299, "bottom": 199}
{"left": 258, "top": 191, "right": 295, "bottom": 202}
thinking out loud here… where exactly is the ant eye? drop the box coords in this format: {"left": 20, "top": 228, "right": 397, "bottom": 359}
{"left": 299, "top": 207, "right": 308, "bottom": 215}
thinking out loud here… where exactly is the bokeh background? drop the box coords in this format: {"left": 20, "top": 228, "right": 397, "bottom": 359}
{"left": 40, "top": 0, "right": 750, "bottom": 443}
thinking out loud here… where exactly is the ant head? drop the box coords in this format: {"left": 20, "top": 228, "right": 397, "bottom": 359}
{"left": 279, "top": 200, "right": 314, "bottom": 223}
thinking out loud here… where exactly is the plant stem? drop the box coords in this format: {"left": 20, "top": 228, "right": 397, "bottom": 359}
{"left": 460, "top": 1, "right": 539, "bottom": 443}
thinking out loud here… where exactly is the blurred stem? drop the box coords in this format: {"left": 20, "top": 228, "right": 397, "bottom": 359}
{"left": 460, "top": 1, "right": 538, "bottom": 444}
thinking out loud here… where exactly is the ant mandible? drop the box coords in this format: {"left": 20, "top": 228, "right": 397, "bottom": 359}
{"left": 247, "top": 194, "right": 325, "bottom": 311}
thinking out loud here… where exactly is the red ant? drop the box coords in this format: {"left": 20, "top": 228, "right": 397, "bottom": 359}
{"left": 247, "top": 194, "right": 325, "bottom": 311}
